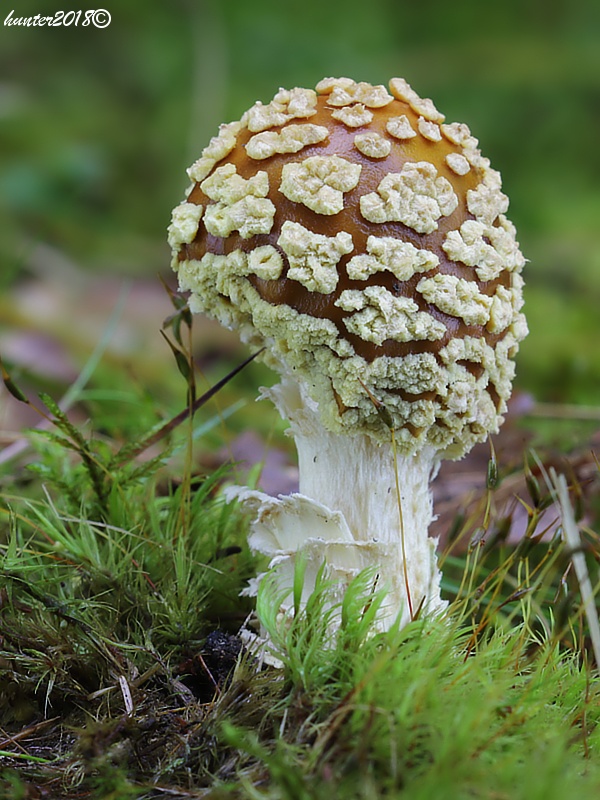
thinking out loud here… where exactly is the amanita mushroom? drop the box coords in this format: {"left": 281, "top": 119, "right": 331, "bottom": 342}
{"left": 168, "top": 77, "right": 527, "bottom": 632}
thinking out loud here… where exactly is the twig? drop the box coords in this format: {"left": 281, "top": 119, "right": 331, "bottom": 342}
{"left": 0, "top": 716, "right": 59, "bottom": 749}
{"left": 526, "top": 403, "right": 600, "bottom": 422}
{"left": 550, "top": 468, "right": 600, "bottom": 670}
{"left": 118, "top": 674, "right": 135, "bottom": 716}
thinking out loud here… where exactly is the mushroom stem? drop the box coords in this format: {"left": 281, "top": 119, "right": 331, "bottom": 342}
{"left": 234, "top": 378, "right": 446, "bottom": 632}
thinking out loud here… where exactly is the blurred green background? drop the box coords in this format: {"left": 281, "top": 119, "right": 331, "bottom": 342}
{"left": 1, "top": 0, "right": 599, "bottom": 422}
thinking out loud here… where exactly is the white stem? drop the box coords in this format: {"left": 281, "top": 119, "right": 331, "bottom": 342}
{"left": 278, "top": 378, "right": 445, "bottom": 622}
{"left": 232, "top": 378, "right": 446, "bottom": 633}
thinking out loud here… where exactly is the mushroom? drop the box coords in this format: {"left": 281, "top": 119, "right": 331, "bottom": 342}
{"left": 168, "top": 77, "right": 527, "bottom": 634}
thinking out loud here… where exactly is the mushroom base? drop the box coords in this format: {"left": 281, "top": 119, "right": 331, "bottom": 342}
{"left": 230, "top": 378, "right": 447, "bottom": 649}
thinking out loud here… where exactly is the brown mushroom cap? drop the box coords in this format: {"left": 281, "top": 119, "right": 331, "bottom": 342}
{"left": 169, "top": 78, "right": 527, "bottom": 457}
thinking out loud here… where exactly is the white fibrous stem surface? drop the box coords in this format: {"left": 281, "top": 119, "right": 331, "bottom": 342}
{"left": 229, "top": 378, "right": 446, "bottom": 641}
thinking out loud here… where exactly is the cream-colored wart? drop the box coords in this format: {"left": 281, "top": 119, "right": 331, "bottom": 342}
{"left": 440, "top": 121, "right": 477, "bottom": 148}
{"left": 179, "top": 248, "right": 285, "bottom": 289}
{"left": 466, "top": 175, "right": 509, "bottom": 224}
{"left": 315, "top": 77, "right": 356, "bottom": 94}
{"left": 442, "top": 368, "right": 500, "bottom": 436}
{"left": 204, "top": 121, "right": 243, "bottom": 160}
{"left": 347, "top": 236, "right": 439, "bottom": 281}
{"left": 278, "top": 221, "right": 353, "bottom": 294}
{"left": 445, "top": 153, "right": 471, "bottom": 176}
{"left": 440, "top": 122, "right": 482, "bottom": 169}
{"left": 439, "top": 333, "right": 521, "bottom": 423}
{"left": 442, "top": 218, "right": 525, "bottom": 281}
{"left": 248, "top": 246, "right": 285, "bottom": 280}
{"left": 335, "top": 353, "right": 445, "bottom": 404}
{"left": 417, "top": 273, "right": 495, "bottom": 327}
{"left": 486, "top": 287, "right": 516, "bottom": 334}
{"left": 329, "top": 353, "right": 445, "bottom": 418}
{"left": 246, "top": 124, "right": 329, "bottom": 160}
{"left": 186, "top": 121, "right": 243, "bottom": 182}
{"left": 178, "top": 250, "right": 261, "bottom": 302}
{"left": 376, "top": 352, "right": 446, "bottom": 395}
{"left": 417, "top": 117, "right": 442, "bottom": 142}
{"left": 317, "top": 77, "right": 393, "bottom": 108}
{"left": 246, "top": 87, "right": 318, "bottom": 132}
{"left": 331, "top": 104, "right": 374, "bottom": 128}
{"left": 336, "top": 285, "right": 446, "bottom": 345}
{"left": 279, "top": 155, "right": 362, "bottom": 215}
{"left": 167, "top": 202, "right": 203, "bottom": 248}
{"left": 385, "top": 115, "right": 417, "bottom": 140}
{"left": 389, "top": 78, "right": 445, "bottom": 123}
{"left": 360, "top": 162, "right": 458, "bottom": 234}
{"left": 201, "top": 164, "right": 276, "bottom": 239}
{"left": 353, "top": 132, "right": 391, "bottom": 159}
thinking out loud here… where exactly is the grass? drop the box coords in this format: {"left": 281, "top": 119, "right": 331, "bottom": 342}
{"left": 1, "top": 300, "right": 600, "bottom": 798}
